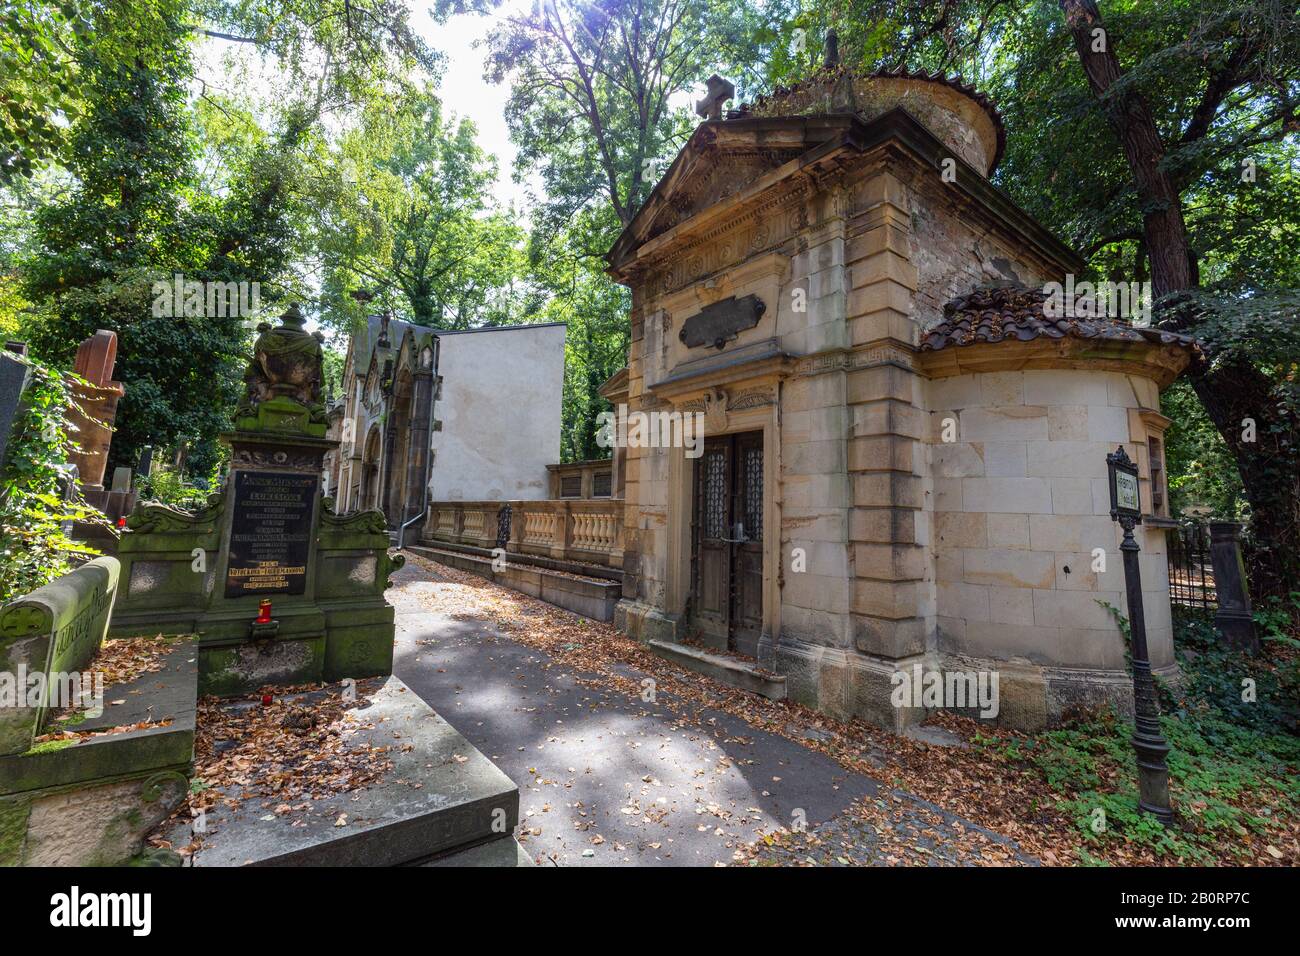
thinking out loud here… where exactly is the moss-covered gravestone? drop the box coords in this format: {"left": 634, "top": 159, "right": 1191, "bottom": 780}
{"left": 111, "top": 304, "right": 403, "bottom": 694}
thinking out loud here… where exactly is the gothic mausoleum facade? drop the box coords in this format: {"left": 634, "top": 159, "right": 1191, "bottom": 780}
{"left": 604, "top": 65, "right": 1196, "bottom": 730}
{"left": 331, "top": 314, "right": 566, "bottom": 533}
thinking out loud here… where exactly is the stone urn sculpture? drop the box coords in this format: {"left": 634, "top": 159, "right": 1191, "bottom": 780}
{"left": 234, "top": 303, "right": 328, "bottom": 437}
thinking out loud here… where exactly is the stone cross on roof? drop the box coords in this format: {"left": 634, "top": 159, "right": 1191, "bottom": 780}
{"left": 695, "top": 74, "right": 735, "bottom": 121}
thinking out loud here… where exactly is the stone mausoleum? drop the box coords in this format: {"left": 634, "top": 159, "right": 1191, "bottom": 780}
{"left": 604, "top": 63, "right": 1196, "bottom": 730}
{"left": 330, "top": 313, "right": 566, "bottom": 533}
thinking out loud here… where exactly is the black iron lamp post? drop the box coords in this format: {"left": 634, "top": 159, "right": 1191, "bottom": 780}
{"left": 1106, "top": 445, "right": 1174, "bottom": 824}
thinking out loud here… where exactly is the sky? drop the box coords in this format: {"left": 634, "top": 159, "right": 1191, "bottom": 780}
{"left": 195, "top": 0, "right": 706, "bottom": 217}
{"left": 195, "top": 1, "right": 535, "bottom": 211}
{"left": 407, "top": 2, "right": 532, "bottom": 211}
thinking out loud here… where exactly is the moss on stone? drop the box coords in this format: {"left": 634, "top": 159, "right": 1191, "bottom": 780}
{"left": 24, "top": 738, "right": 79, "bottom": 756}
{"left": 0, "top": 798, "right": 30, "bottom": 866}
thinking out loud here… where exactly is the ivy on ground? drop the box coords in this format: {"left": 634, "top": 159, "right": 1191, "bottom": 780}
{"left": 978, "top": 607, "right": 1299, "bottom": 864}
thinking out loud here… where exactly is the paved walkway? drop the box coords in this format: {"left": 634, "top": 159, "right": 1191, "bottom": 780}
{"left": 389, "top": 558, "right": 1032, "bottom": 866}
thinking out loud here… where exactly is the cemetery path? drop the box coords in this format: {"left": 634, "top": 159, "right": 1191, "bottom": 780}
{"left": 389, "top": 556, "right": 1035, "bottom": 867}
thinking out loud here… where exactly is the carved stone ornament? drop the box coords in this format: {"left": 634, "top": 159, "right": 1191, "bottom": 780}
{"left": 321, "top": 500, "right": 389, "bottom": 536}
{"left": 678, "top": 294, "right": 766, "bottom": 350}
{"left": 125, "top": 493, "right": 225, "bottom": 534}
{"left": 702, "top": 388, "right": 729, "bottom": 433}
{"left": 232, "top": 448, "right": 323, "bottom": 471}
{"left": 235, "top": 303, "right": 327, "bottom": 426}
{"left": 729, "top": 387, "right": 775, "bottom": 411}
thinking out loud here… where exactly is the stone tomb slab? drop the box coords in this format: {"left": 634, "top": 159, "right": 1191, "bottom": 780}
{"left": 170, "top": 675, "right": 524, "bottom": 866}
{"left": 0, "top": 637, "right": 197, "bottom": 795}
{"left": 0, "top": 637, "right": 197, "bottom": 866}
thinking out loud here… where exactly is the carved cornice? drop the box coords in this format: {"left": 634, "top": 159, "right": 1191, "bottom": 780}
{"left": 793, "top": 342, "right": 918, "bottom": 377}
{"left": 918, "top": 336, "right": 1190, "bottom": 387}
{"left": 638, "top": 184, "right": 813, "bottom": 301}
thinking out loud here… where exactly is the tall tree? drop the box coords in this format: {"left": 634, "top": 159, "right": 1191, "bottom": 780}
{"left": 463, "top": 0, "right": 721, "bottom": 234}
{"left": 1052, "top": 0, "right": 1299, "bottom": 593}
{"left": 312, "top": 87, "right": 526, "bottom": 331}
{"left": 21, "top": 7, "right": 241, "bottom": 477}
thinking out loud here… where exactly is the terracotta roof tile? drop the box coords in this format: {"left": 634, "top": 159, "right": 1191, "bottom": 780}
{"left": 920, "top": 285, "right": 1198, "bottom": 352}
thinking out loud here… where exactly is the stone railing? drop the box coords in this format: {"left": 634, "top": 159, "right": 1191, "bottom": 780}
{"left": 423, "top": 498, "right": 623, "bottom": 568}
{"left": 547, "top": 459, "right": 613, "bottom": 499}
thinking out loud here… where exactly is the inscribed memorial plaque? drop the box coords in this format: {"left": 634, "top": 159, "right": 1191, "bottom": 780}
{"left": 224, "top": 471, "right": 317, "bottom": 598}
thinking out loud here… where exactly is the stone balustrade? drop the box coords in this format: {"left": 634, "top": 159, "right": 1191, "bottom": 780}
{"left": 424, "top": 498, "right": 623, "bottom": 568}
{"left": 547, "top": 459, "right": 614, "bottom": 499}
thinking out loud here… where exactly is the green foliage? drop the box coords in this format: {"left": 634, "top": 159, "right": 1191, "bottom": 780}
{"left": 18, "top": 6, "right": 313, "bottom": 479}
{"left": 1255, "top": 593, "right": 1300, "bottom": 652}
{"left": 313, "top": 86, "right": 525, "bottom": 331}
{"left": 1164, "top": 605, "right": 1297, "bottom": 735}
{"left": 473, "top": 0, "right": 714, "bottom": 232}
{"left": 0, "top": 0, "right": 91, "bottom": 182}
{"left": 528, "top": 216, "right": 630, "bottom": 461}
{"left": 1161, "top": 379, "right": 1246, "bottom": 519}
{"left": 982, "top": 608, "right": 1300, "bottom": 863}
{"left": 0, "top": 355, "right": 107, "bottom": 603}
{"left": 137, "top": 467, "right": 209, "bottom": 509}
{"left": 196, "top": 0, "right": 442, "bottom": 109}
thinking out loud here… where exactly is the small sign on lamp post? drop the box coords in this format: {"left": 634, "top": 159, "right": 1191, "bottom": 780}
{"left": 1107, "top": 445, "right": 1174, "bottom": 824}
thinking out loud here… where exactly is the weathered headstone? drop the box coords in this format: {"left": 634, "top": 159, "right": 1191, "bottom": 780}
{"left": 111, "top": 304, "right": 404, "bottom": 693}
{"left": 66, "top": 330, "right": 124, "bottom": 494}
{"left": 1209, "top": 521, "right": 1259, "bottom": 654}
{"left": 110, "top": 466, "right": 132, "bottom": 494}
{"left": 0, "top": 350, "right": 31, "bottom": 473}
{"left": 0, "top": 557, "right": 119, "bottom": 755}
{"left": 0, "top": 557, "right": 195, "bottom": 867}
{"left": 107, "top": 307, "right": 530, "bottom": 868}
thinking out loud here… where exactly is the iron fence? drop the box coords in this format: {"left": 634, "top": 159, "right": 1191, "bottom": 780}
{"left": 1166, "top": 520, "right": 1217, "bottom": 609}
{"left": 496, "top": 504, "right": 512, "bottom": 550}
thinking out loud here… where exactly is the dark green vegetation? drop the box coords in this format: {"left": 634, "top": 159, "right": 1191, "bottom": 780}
{"left": 980, "top": 604, "right": 1299, "bottom": 864}
{"left": 0, "top": 355, "right": 105, "bottom": 603}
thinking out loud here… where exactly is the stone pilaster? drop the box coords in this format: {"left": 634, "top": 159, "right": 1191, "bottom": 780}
{"left": 843, "top": 171, "right": 929, "bottom": 727}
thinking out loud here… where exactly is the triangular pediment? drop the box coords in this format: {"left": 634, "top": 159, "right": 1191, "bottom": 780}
{"left": 610, "top": 115, "right": 861, "bottom": 270}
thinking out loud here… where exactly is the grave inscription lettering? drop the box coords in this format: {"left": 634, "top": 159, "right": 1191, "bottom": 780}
{"left": 224, "top": 470, "right": 317, "bottom": 598}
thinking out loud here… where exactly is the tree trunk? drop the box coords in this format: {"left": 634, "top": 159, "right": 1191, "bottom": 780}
{"left": 1059, "top": 0, "right": 1299, "bottom": 597}
{"left": 1059, "top": 0, "right": 1190, "bottom": 297}
{"left": 1184, "top": 360, "right": 1300, "bottom": 598}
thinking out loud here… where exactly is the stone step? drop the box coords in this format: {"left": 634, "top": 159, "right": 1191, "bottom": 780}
{"left": 167, "top": 676, "right": 522, "bottom": 866}
{"left": 421, "top": 836, "right": 533, "bottom": 867}
{"left": 648, "top": 639, "right": 787, "bottom": 701}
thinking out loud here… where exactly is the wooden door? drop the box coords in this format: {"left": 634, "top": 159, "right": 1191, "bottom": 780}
{"left": 690, "top": 431, "right": 764, "bottom": 656}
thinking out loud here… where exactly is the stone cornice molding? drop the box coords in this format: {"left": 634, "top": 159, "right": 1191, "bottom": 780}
{"left": 609, "top": 109, "right": 1084, "bottom": 290}
{"left": 918, "top": 336, "right": 1190, "bottom": 387}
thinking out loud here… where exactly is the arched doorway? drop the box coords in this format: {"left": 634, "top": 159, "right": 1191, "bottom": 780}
{"left": 361, "top": 425, "right": 383, "bottom": 513}
{"left": 385, "top": 370, "right": 414, "bottom": 528}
